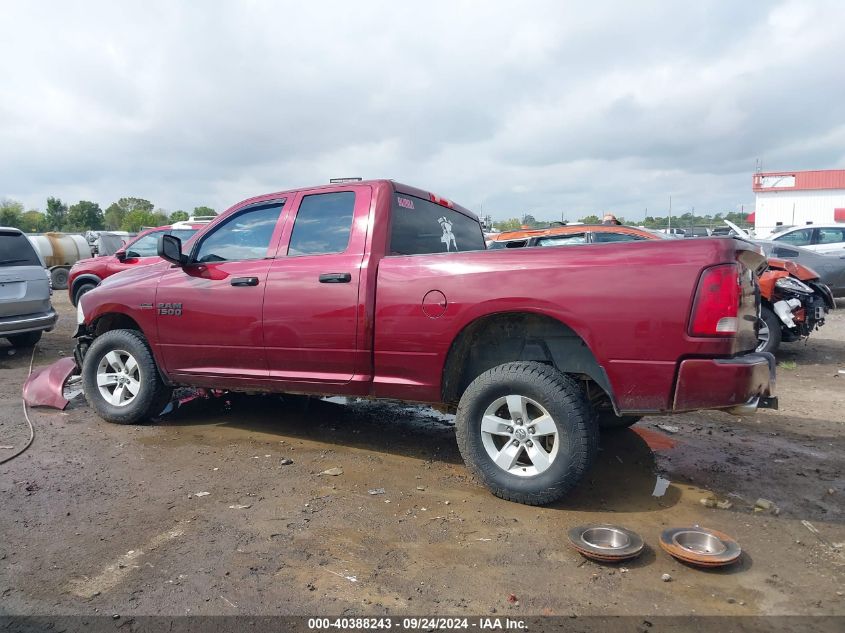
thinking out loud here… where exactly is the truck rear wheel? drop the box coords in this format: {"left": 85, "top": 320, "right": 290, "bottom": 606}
{"left": 455, "top": 362, "right": 598, "bottom": 506}
{"left": 82, "top": 329, "right": 172, "bottom": 425}
{"left": 50, "top": 267, "right": 69, "bottom": 290}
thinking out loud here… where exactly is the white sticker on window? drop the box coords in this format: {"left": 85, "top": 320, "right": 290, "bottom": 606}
{"left": 438, "top": 216, "right": 457, "bottom": 251}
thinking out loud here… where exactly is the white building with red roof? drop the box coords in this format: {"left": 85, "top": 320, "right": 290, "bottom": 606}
{"left": 752, "top": 169, "right": 845, "bottom": 237}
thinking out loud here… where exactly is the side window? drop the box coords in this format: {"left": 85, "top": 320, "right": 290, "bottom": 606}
{"left": 536, "top": 233, "right": 587, "bottom": 247}
{"left": 817, "top": 228, "right": 845, "bottom": 244}
{"left": 592, "top": 232, "right": 646, "bottom": 243}
{"left": 125, "top": 232, "right": 162, "bottom": 257}
{"left": 389, "top": 193, "right": 486, "bottom": 255}
{"left": 194, "top": 203, "right": 283, "bottom": 263}
{"left": 773, "top": 246, "right": 799, "bottom": 258}
{"left": 287, "top": 192, "right": 355, "bottom": 256}
{"left": 776, "top": 229, "right": 812, "bottom": 246}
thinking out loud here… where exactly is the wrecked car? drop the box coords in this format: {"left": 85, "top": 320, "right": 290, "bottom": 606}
{"left": 69, "top": 180, "right": 775, "bottom": 505}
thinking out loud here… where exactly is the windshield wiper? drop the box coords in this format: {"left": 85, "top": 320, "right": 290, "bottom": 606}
{"left": 0, "top": 258, "right": 31, "bottom": 265}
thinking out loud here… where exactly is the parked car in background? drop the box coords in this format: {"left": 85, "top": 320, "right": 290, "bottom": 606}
{"left": 757, "top": 241, "right": 845, "bottom": 298}
{"left": 68, "top": 220, "right": 209, "bottom": 306}
{"left": 486, "top": 224, "right": 671, "bottom": 249}
{"left": 769, "top": 224, "right": 845, "bottom": 253}
{"left": 1, "top": 227, "right": 58, "bottom": 347}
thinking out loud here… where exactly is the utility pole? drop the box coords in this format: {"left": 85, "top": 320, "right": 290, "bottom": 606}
{"left": 668, "top": 196, "right": 672, "bottom": 231}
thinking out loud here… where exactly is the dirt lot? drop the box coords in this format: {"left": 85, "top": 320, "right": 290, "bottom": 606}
{"left": 1, "top": 292, "right": 843, "bottom": 619}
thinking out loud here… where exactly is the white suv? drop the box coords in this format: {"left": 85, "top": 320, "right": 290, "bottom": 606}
{"left": 0, "top": 227, "right": 58, "bottom": 347}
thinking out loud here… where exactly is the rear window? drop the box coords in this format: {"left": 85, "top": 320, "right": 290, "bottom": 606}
{"left": 389, "top": 193, "right": 485, "bottom": 255}
{"left": 536, "top": 233, "right": 588, "bottom": 247}
{"left": 0, "top": 231, "right": 41, "bottom": 267}
{"left": 592, "top": 231, "right": 648, "bottom": 243}
{"left": 488, "top": 239, "right": 528, "bottom": 249}
{"left": 170, "top": 228, "right": 200, "bottom": 242}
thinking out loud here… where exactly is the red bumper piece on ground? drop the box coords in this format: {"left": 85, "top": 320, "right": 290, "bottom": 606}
{"left": 22, "top": 357, "right": 79, "bottom": 410}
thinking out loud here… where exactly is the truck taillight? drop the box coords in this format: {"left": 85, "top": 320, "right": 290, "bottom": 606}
{"left": 689, "top": 263, "right": 741, "bottom": 337}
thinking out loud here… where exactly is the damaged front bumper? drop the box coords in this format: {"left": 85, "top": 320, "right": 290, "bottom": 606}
{"left": 672, "top": 352, "right": 777, "bottom": 415}
{"left": 22, "top": 356, "right": 79, "bottom": 410}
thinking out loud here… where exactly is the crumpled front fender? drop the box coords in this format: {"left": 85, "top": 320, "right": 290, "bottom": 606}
{"left": 22, "top": 357, "right": 79, "bottom": 410}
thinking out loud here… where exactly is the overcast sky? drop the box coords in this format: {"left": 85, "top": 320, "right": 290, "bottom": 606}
{"left": 2, "top": 1, "right": 844, "bottom": 221}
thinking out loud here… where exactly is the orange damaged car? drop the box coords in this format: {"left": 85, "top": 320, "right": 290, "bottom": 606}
{"left": 486, "top": 224, "right": 672, "bottom": 248}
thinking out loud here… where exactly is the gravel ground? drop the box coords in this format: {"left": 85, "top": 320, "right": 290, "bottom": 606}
{"left": 1, "top": 292, "right": 843, "bottom": 618}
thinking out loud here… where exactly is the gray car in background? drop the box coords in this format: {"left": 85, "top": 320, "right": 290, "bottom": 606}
{"left": 757, "top": 240, "right": 845, "bottom": 298}
{"left": 0, "top": 227, "right": 58, "bottom": 347}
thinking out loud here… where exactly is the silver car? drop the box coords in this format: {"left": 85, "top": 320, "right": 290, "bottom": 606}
{"left": 1, "top": 227, "right": 58, "bottom": 347}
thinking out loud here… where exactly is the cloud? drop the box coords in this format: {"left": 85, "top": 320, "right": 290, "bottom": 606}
{"left": 1, "top": 0, "right": 843, "bottom": 220}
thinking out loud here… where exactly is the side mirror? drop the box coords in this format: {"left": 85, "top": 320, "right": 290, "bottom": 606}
{"left": 158, "top": 234, "right": 186, "bottom": 267}
{"left": 115, "top": 250, "right": 127, "bottom": 262}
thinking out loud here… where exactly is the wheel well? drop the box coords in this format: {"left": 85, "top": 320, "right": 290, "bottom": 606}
{"left": 71, "top": 275, "right": 100, "bottom": 300}
{"left": 441, "top": 312, "right": 614, "bottom": 409}
{"left": 93, "top": 313, "right": 142, "bottom": 336}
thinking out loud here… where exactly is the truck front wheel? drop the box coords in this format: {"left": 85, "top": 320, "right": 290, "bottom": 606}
{"left": 455, "top": 362, "right": 598, "bottom": 506}
{"left": 82, "top": 329, "right": 172, "bottom": 425}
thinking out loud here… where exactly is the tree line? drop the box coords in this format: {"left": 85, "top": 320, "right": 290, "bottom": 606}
{"left": 492, "top": 210, "right": 751, "bottom": 232}
{"left": 0, "top": 197, "right": 217, "bottom": 233}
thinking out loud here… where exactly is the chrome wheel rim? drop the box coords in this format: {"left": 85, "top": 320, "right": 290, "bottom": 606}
{"left": 96, "top": 349, "right": 141, "bottom": 407}
{"left": 480, "top": 395, "right": 559, "bottom": 477}
{"left": 756, "top": 317, "right": 769, "bottom": 352}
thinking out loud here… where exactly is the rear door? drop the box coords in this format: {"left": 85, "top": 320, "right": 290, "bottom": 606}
{"left": 0, "top": 230, "right": 50, "bottom": 318}
{"left": 263, "top": 186, "right": 370, "bottom": 384}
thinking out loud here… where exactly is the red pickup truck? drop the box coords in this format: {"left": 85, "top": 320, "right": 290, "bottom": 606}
{"left": 67, "top": 222, "right": 208, "bottom": 306}
{"left": 74, "top": 180, "right": 775, "bottom": 505}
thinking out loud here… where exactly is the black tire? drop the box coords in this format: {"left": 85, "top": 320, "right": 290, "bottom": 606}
{"left": 50, "top": 267, "right": 69, "bottom": 290}
{"left": 756, "top": 306, "right": 782, "bottom": 354}
{"left": 81, "top": 329, "right": 172, "bottom": 425}
{"left": 455, "top": 361, "right": 598, "bottom": 506}
{"left": 7, "top": 331, "right": 42, "bottom": 348}
{"left": 598, "top": 411, "right": 642, "bottom": 430}
{"left": 73, "top": 282, "right": 97, "bottom": 307}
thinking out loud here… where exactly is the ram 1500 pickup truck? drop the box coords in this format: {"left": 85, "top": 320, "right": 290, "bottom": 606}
{"left": 74, "top": 180, "right": 775, "bottom": 505}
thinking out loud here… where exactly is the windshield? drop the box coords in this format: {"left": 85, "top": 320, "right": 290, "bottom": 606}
{"left": 0, "top": 231, "right": 42, "bottom": 266}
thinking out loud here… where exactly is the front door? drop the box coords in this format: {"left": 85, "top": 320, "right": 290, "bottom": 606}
{"left": 263, "top": 187, "right": 370, "bottom": 384}
{"left": 155, "top": 200, "right": 288, "bottom": 386}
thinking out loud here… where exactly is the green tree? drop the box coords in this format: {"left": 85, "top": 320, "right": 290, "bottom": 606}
{"left": 169, "top": 210, "right": 189, "bottom": 222}
{"left": 120, "top": 210, "right": 169, "bottom": 232}
{"left": 103, "top": 203, "right": 125, "bottom": 230}
{"left": 0, "top": 199, "right": 24, "bottom": 227}
{"left": 45, "top": 197, "right": 67, "bottom": 231}
{"left": 579, "top": 214, "right": 600, "bottom": 224}
{"left": 492, "top": 217, "right": 522, "bottom": 231}
{"left": 20, "top": 210, "right": 48, "bottom": 232}
{"left": 66, "top": 201, "right": 104, "bottom": 231}
{"left": 522, "top": 214, "right": 538, "bottom": 228}
{"left": 192, "top": 206, "right": 217, "bottom": 218}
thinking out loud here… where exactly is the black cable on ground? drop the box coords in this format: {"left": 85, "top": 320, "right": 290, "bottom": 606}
{"left": 0, "top": 344, "right": 38, "bottom": 465}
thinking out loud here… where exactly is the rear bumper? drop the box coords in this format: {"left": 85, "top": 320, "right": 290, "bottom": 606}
{"left": 673, "top": 352, "right": 776, "bottom": 413}
{"left": 0, "top": 309, "right": 58, "bottom": 336}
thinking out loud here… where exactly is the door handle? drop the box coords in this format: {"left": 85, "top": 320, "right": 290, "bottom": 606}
{"left": 319, "top": 272, "right": 352, "bottom": 283}
{"left": 231, "top": 277, "right": 259, "bottom": 287}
